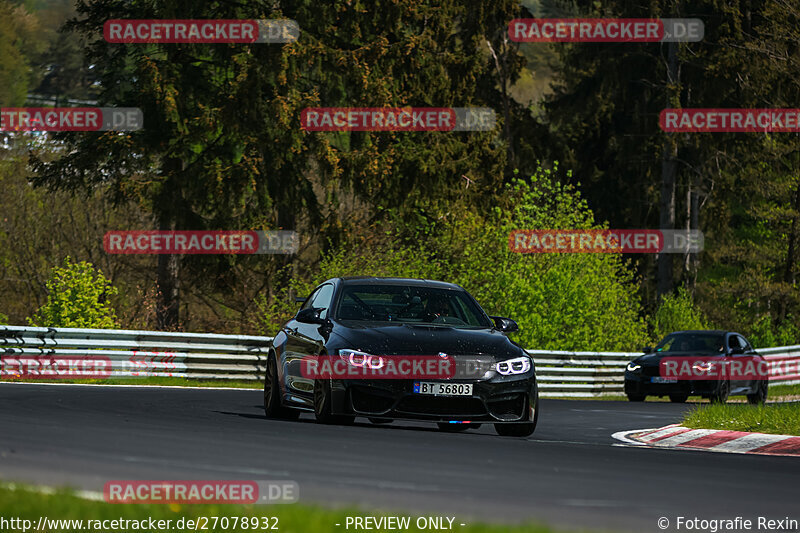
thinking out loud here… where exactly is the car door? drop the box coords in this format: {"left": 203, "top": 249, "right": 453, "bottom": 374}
{"left": 284, "top": 283, "right": 335, "bottom": 401}
{"left": 737, "top": 334, "right": 761, "bottom": 394}
{"left": 726, "top": 334, "right": 749, "bottom": 394}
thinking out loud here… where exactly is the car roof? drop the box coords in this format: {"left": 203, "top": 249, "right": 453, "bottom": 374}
{"left": 337, "top": 276, "right": 463, "bottom": 290}
{"left": 669, "top": 330, "right": 728, "bottom": 335}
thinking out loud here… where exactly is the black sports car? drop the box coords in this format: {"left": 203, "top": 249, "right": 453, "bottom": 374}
{"left": 264, "top": 277, "right": 539, "bottom": 436}
{"left": 623, "top": 330, "right": 769, "bottom": 404}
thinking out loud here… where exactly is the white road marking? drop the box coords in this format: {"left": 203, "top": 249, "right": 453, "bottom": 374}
{"left": 651, "top": 429, "right": 717, "bottom": 446}
{"left": 708, "top": 433, "right": 791, "bottom": 453}
{"left": 636, "top": 425, "right": 686, "bottom": 442}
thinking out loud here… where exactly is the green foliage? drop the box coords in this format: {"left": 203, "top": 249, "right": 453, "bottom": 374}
{"left": 747, "top": 315, "right": 799, "bottom": 349}
{"left": 28, "top": 258, "right": 119, "bottom": 329}
{"left": 649, "top": 288, "right": 709, "bottom": 342}
{"left": 0, "top": 311, "right": 8, "bottom": 324}
{"left": 0, "top": 0, "right": 47, "bottom": 106}
{"left": 257, "top": 163, "right": 649, "bottom": 351}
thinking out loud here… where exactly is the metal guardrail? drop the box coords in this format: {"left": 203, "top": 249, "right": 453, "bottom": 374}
{"left": 0, "top": 326, "right": 271, "bottom": 381}
{"left": 1, "top": 326, "right": 798, "bottom": 397}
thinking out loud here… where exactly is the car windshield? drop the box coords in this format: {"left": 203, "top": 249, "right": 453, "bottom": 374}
{"left": 655, "top": 332, "right": 725, "bottom": 353}
{"left": 335, "top": 284, "right": 493, "bottom": 328}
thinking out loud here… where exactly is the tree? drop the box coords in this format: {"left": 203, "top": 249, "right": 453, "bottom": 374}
{"left": 32, "top": 0, "right": 533, "bottom": 331}
{"left": 28, "top": 257, "right": 119, "bottom": 328}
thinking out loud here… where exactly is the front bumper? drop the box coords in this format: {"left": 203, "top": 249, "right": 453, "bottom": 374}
{"left": 624, "top": 370, "right": 724, "bottom": 396}
{"left": 332, "top": 374, "right": 537, "bottom": 423}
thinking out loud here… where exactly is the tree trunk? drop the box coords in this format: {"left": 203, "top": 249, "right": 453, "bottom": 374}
{"left": 155, "top": 162, "right": 183, "bottom": 330}
{"left": 658, "top": 40, "right": 679, "bottom": 298}
{"left": 156, "top": 212, "right": 180, "bottom": 330}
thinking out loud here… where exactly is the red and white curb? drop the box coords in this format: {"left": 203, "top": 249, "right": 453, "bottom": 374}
{"left": 612, "top": 424, "right": 800, "bottom": 457}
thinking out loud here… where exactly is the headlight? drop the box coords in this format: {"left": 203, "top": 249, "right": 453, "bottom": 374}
{"left": 626, "top": 362, "right": 642, "bottom": 372}
{"left": 692, "top": 361, "right": 713, "bottom": 373}
{"left": 495, "top": 356, "right": 531, "bottom": 375}
{"left": 339, "top": 349, "right": 384, "bottom": 369}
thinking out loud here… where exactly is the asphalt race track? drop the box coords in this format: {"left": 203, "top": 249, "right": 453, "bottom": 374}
{"left": 1, "top": 383, "right": 798, "bottom": 532}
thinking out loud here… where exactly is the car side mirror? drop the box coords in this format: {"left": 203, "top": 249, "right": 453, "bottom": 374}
{"left": 296, "top": 307, "right": 327, "bottom": 325}
{"left": 642, "top": 346, "right": 653, "bottom": 353}
{"left": 490, "top": 316, "right": 519, "bottom": 333}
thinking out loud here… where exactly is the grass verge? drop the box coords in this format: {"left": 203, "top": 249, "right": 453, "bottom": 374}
{"left": 682, "top": 402, "right": 800, "bottom": 435}
{"left": 0, "top": 483, "right": 578, "bottom": 533}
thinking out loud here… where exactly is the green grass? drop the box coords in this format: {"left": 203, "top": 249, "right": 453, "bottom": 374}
{"left": 0, "top": 377, "right": 261, "bottom": 388}
{"left": 0, "top": 483, "right": 585, "bottom": 533}
{"left": 767, "top": 383, "right": 800, "bottom": 397}
{"left": 682, "top": 402, "right": 800, "bottom": 435}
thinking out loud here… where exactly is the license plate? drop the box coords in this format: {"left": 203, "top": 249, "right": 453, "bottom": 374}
{"left": 651, "top": 376, "right": 679, "bottom": 384}
{"left": 414, "top": 382, "right": 473, "bottom": 396}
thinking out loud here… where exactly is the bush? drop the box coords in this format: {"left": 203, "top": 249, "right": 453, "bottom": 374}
{"left": 649, "top": 287, "right": 709, "bottom": 342}
{"left": 28, "top": 258, "right": 119, "bottom": 329}
{"left": 747, "top": 314, "right": 799, "bottom": 348}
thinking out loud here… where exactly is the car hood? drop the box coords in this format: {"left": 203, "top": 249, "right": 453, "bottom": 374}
{"left": 329, "top": 322, "right": 523, "bottom": 361}
{"left": 636, "top": 351, "right": 725, "bottom": 364}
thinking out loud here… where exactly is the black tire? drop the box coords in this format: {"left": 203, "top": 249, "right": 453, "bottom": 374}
{"left": 669, "top": 394, "right": 689, "bottom": 403}
{"left": 627, "top": 393, "right": 646, "bottom": 402}
{"left": 369, "top": 417, "right": 392, "bottom": 425}
{"left": 313, "top": 378, "right": 355, "bottom": 425}
{"left": 263, "top": 353, "right": 300, "bottom": 420}
{"left": 709, "top": 380, "right": 730, "bottom": 404}
{"left": 747, "top": 380, "right": 768, "bottom": 405}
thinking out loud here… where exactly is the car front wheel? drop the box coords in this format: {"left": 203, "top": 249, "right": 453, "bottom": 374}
{"left": 313, "top": 378, "right": 355, "bottom": 425}
{"left": 263, "top": 353, "right": 300, "bottom": 420}
{"left": 747, "top": 380, "right": 768, "bottom": 405}
{"left": 709, "top": 380, "right": 730, "bottom": 404}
